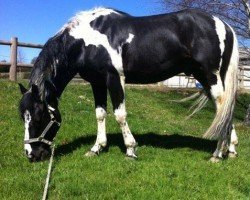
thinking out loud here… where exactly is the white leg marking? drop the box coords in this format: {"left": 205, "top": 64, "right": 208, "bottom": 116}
{"left": 120, "top": 75, "right": 125, "bottom": 91}
{"left": 24, "top": 110, "right": 32, "bottom": 156}
{"left": 65, "top": 8, "right": 134, "bottom": 75}
{"left": 228, "top": 125, "right": 238, "bottom": 156}
{"left": 230, "top": 125, "right": 238, "bottom": 145}
{"left": 213, "top": 16, "right": 226, "bottom": 69}
{"left": 114, "top": 77, "right": 137, "bottom": 157}
{"left": 114, "top": 103, "right": 137, "bottom": 158}
{"left": 212, "top": 140, "right": 223, "bottom": 158}
{"left": 211, "top": 138, "right": 229, "bottom": 161}
{"left": 90, "top": 107, "right": 107, "bottom": 153}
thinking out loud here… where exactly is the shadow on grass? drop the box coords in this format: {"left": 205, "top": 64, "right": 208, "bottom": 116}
{"left": 55, "top": 133, "right": 217, "bottom": 158}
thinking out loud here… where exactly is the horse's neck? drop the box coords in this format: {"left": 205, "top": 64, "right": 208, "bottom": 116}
{"left": 30, "top": 56, "right": 77, "bottom": 99}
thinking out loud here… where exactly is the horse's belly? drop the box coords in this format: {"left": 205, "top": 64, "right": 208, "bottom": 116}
{"left": 124, "top": 68, "right": 182, "bottom": 84}
{"left": 123, "top": 57, "right": 186, "bottom": 84}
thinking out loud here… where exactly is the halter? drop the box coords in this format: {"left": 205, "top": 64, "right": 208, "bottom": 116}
{"left": 24, "top": 105, "right": 60, "bottom": 146}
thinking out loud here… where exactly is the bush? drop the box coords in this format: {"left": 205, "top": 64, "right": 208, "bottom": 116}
{"left": 0, "top": 65, "right": 9, "bottom": 73}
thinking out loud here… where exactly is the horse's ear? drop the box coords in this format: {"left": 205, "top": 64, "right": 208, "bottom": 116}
{"left": 18, "top": 83, "right": 28, "bottom": 94}
{"left": 44, "top": 80, "right": 57, "bottom": 106}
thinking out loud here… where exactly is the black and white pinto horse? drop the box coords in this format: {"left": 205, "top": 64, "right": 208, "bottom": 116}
{"left": 19, "top": 8, "right": 239, "bottom": 162}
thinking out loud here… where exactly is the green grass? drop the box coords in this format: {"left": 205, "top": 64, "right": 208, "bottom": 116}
{"left": 0, "top": 80, "right": 249, "bottom": 200}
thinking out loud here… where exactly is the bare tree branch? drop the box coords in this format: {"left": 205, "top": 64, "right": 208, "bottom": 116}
{"left": 17, "top": 49, "right": 25, "bottom": 64}
{"left": 160, "top": 0, "right": 250, "bottom": 42}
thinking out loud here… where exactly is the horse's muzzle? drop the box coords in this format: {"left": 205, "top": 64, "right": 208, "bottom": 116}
{"left": 26, "top": 148, "right": 51, "bottom": 162}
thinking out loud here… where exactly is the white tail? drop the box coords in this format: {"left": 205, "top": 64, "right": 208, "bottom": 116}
{"left": 203, "top": 26, "right": 239, "bottom": 140}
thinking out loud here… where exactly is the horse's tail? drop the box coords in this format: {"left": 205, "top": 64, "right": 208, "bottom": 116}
{"left": 203, "top": 25, "right": 239, "bottom": 140}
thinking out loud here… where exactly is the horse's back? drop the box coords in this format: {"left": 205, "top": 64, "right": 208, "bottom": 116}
{"left": 120, "top": 9, "right": 225, "bottom": 83}
{"left": 58, "top": 8, "right": 235, "bottom": 84}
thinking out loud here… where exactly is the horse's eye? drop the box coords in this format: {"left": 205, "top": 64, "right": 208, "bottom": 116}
{"left": 34, "top": 115, "right": 41, "bottom": 122}
{"left": 33, "top": 110, "right": 41, "bottom": 121}
{"left": 34, "top": 103, "right": 44, "bottom": 110}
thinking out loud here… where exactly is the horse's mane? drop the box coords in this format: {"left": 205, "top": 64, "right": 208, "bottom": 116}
{"left": 29, "top": 33, "right": 67, "bottom": 100}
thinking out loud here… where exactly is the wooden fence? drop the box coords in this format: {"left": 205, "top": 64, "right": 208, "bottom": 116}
{"left": 0, "top": 37, "right": 43, "bottom": 81}
{"left": 0, "top": 37, "right": 249, "bottom": 89}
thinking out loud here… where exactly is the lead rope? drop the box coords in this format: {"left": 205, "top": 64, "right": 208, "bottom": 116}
{"left": 42, "top": 144, "right": 55, "bottom": 200}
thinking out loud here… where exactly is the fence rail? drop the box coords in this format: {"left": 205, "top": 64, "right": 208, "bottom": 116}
{"left": 0, "top": 39, "right": 44, "bottom": 49}
{"left": 0, "top": 37, "right": 43, "bottom": 81}
{"left": 0, "top": 37, "right": 250, "bottom": 89}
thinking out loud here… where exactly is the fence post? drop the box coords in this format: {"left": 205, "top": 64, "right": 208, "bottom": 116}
{"left": 9, "top": 37, "right": 18, "bottom": 81}
{"left": 239, "top": 66, "right": 244, "bottom": 89}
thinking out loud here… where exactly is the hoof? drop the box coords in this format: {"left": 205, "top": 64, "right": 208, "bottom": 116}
{"left": 125, "top": 155, "right": 137, "bottom": 161}
{"left": 85, "top": 151, "right": 98, "bottom": 157}
{"left": 228, "top": 152, "right": 237, "bottom": 158}
{"left": 209, "top": 157, "right": 222, "bottom": 163}
{"left": 126, "top": 147, "right": 137, "bottom": 160}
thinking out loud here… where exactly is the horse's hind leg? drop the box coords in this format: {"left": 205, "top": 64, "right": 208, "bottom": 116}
{"left": 210, "top": 138, "right": 227, "bottom": 162}
{"left": 208, "top": 72, "right": 238, "bottom": 161}
{"left": 207, "top": 72, "right": 225, "bottom": 162}
{"left": 228, "top": 124, "right": 238, "bottom": 158}
{"left": 209, "top": 71, "right": 224, "bottom": 110}
{"left": 107, "top": 73, "right": 137, "bottom": 158}
{"left": 210, "top": 124, "right": 238, "bottom": 162}
{"left": 85, "top": 83, "right": 107, "bottom": 156}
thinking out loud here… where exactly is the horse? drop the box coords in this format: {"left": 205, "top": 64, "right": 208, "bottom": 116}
{"left": 19, "top": 7, "right": 239, "bottom": 162}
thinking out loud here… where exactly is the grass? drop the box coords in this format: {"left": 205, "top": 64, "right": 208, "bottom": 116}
{"left": 0, "top": 80, "right": 249, "bottom": 200}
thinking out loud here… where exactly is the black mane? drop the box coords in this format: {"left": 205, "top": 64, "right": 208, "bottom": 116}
{"left": 29, "top": 31, "right": 72, "bottom": 100}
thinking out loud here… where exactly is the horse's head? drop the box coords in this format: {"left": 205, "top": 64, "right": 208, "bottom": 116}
{"left": 18, "top": 83, "right": 61, "bottom": 162}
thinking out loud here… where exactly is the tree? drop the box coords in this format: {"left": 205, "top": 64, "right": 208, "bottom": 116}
{"left": 17, "top": 48, "right": 25, "bottom": 64}
{"left": 160, "top": 0, "right": 249, "bottom": 49}
{"left": 0, "top": 60, "right": 9, "bottom": 73}
{"left": 160, "top": 0, "right": 250, "bottom": 125}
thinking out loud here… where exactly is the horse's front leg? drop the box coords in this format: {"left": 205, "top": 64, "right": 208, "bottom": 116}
{"left": 85, "top": 83, "right": 107, "bottom": 156}
{"left": 107, "top": 73, "right": 137, "bottom": 158}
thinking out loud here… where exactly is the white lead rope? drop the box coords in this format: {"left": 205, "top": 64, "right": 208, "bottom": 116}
{"left": 42, "top": 145, "right": 55, "bottom": 200}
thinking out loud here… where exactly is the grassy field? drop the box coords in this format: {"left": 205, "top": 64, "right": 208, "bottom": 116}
{"left": 0, "top": 80, "right": 249, "bottom": 200}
